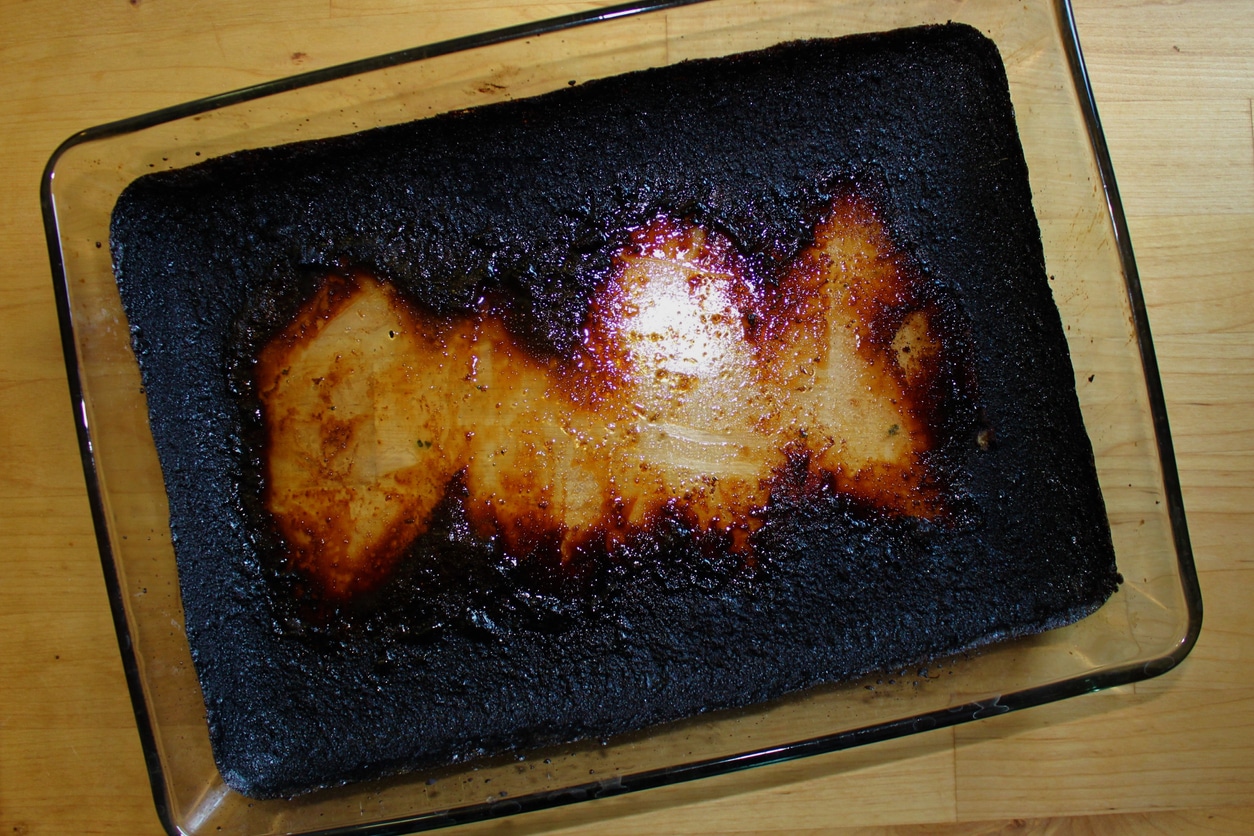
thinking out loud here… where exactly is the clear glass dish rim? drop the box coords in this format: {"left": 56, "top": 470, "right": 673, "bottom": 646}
{"left": 38, "top": 1, "right": 1202, "bottom": 834}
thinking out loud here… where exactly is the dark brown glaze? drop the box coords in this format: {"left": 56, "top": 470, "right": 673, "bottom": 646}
{"left": 256, "top": 192, "right": 959, "bottom": 601}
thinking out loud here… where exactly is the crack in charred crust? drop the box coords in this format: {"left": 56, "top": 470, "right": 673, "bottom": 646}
{"left": 254, "top": 192, "right": 969, "bottom": 601}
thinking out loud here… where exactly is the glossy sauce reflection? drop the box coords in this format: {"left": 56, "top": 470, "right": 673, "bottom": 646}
{"left": 255, "top": 194, "right": 952, "bottom": 600}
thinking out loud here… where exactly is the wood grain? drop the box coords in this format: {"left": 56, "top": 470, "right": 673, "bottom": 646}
{"left": 2, "top": 1, "right": 1252, "bottom": 834}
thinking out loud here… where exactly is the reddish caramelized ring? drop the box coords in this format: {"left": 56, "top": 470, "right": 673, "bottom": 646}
{"left": 255, "top": 194, "right": 952, "bottom": 600}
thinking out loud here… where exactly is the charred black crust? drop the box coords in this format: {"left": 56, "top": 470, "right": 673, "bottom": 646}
{"left": 111, "top": 23, "right": 1118, "bottom": 799}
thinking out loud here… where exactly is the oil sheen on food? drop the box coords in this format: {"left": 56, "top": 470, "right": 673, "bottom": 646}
{"left": 256, "top": 194, "right": 953, "bottom": 600}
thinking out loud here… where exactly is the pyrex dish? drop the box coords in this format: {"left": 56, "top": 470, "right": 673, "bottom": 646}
{"left": 41, "top": 1, "right": 1200, "bottom": 834}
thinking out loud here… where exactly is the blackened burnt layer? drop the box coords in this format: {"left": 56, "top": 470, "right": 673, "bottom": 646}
{"left": 110, "top": 23, "right": 1118, "bottom": 799}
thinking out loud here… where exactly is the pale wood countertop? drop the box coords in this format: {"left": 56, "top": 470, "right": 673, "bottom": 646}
{"left": 2, "top": 1, "right": 1252, "bottom": 833}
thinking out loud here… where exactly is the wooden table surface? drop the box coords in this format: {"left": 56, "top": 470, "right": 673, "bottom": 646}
{"left": 2, "top": 1, "right": 1251, "bottom": 834}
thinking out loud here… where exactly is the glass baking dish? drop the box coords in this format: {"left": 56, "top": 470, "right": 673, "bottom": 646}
{"left": 40, "top": 0, "right": 1201, "bottom": 833}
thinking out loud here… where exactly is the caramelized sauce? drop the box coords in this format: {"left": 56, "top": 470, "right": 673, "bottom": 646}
{"left": 255, "top": 194, "right": 956, "bottom": 600}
